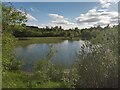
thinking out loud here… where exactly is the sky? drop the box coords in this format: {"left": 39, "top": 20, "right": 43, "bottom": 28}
{"left": 4, "top": 0, "right": 118, "bottom": 29}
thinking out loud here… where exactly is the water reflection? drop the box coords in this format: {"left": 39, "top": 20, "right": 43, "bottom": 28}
{"left": 14, "top": 40, "right": 85, "bottom": 71}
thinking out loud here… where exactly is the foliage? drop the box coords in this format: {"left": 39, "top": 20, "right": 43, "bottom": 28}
{"left": 12, "top": 25, "right": 81, "bottom": 39}
{"left": 61, "top": 68, "right": 79, "bottom": 88}
{"left": 3, "top": 25, "right": 118, "bottom": 88}
{"left": 17, "top": 37, "right": 66, "bottom": 48}
{"left": 32, "top": 46, "right": 66, "bottom": 86}
{"left": 3, "top": 70, "right": 66, "bottom": 88}
{"left": 2, "top": 32, "right": 21, "bottom": 71}
{"left": 2, "top": 2, "right": 27, "bottom": 71}
{"left": 2, "top": 3, "right": 118, "bottom": 88}
{"left": 70, "top": 27, "right": 118, "bottom": 88}
{"left": 2, "top": 3, "right": 27, "bottom": 32}
{"left": 2, "top": 71, "right": 29, "bottom": 88}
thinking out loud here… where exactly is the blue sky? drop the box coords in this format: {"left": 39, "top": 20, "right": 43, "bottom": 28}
{"left": 4, "top": 1, "right": 118, "bottom": 29}
{"left": 12, "top": 2, "right": 99, "bottom": 23}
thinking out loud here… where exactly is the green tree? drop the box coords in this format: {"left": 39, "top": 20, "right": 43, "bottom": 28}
{"left": 2, "top": 3, "right": 27, "bottom": 70}
{"left": 2, "top": 3, "right": 27, "bottom": 32}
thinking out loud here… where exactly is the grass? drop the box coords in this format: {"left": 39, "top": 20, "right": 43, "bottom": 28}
{"left": 16, "top": 37, "right": 80, "bottom": 47}
{"left": 2, "top": 71, "right": 66, "bottom": 88}
{"left": 32, "top": 81, "right": 66, "bottom": 88}
{"left": 2, "top": 71, "right": 29, "bottom": 88}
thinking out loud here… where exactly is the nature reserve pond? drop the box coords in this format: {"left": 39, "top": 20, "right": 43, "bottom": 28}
{"left": 14, "top": 37, "right": 85, "bottom": 71}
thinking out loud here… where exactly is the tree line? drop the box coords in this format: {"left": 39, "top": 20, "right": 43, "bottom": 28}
{"left": 2, "top": 3, "right": 119, "bottom": 88}
{"left": 4, "top": 22, "right": 119, "bottom": 41}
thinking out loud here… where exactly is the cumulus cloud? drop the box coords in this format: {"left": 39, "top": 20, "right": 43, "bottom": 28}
{"left": 38, "top": 0, "right": 118, "bottom": 29}
{"left": 76, "top": 9, "right": 118, "bottom": 27}
{"left": 49, "top": 13, "right": 75, "bottom": 25}
{"left": 99, "top": 0, "right": 118, "bottom": 8}
{"left": 100, "top": 0, "right": 112, "bottom": 8}
{"left": 75, "top": 0, "right": 118, "bottom": 28}
{"left": 42, "top": 8, "right": 118, "bottom": 29}
{"left": 47, "top": 13, "right": 77, "bottom": 29}
{"left": 102, "top": 3, "right": 111, "bottom": 8}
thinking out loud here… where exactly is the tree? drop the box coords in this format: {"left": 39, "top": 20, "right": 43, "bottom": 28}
{"left": 2, "top": 3, "right": 27, "bottom": 31}
{"left": 2, "top": 3, "right": 27, "bottom": 70}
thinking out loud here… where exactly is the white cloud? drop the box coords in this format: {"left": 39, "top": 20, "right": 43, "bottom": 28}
{"left": 41, "top": 7, "right": 118, "bottom": 29}
{"left": 100, "top": 0, "right": 112, "bottom": 4}
{"left": 99, "top": 0, "right": 118, "bottom": 3}
{"left": 100, "top": 0, "right": 111, "bottom": 8}
{"left": 47, "top": 13, "right": 77, "bottom": 29}
{"left": 102, "top": 3, "right": 111, "bottom": 8}
{"left": 49, "top": 14, "right": 66, "bottom": 20}
{"left": 75, "top": 0, "right": 118, "bottom": 28}
{"left": 49, "top": 14, "right": 69, "bottom": 25}
{"left": 39, "top": 23, "right": 79, "bottom": 30}
{"left": 76, "top": 8, "right": 118, "bottom": 27}
{"left": 27, "top": 13, "right": 37, "bottom": 21}
{"left": 33, "top": 0, "right": 118, "bottom": 29}
{"left": 99, "top": 0, "right": 117, "bottom": 8}
{"left": 51, "top": 20, "right": 70, "bottom": 25}
{"left": 17, "top": 9, "right": 37, "bottom": 21}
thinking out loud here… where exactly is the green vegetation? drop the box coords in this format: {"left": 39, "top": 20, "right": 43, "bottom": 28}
{"left": 16, "top": 37, "right": 80, "bottom": 47}
{"left": 73, "top": 28, "right": 118, "bottom": 88}
{"left": 3, "top": 70, "right": 66, "bottom": 88}
{"left": 2, "top": 3, "right": 118, "bottom": 88}
{"left": 16, "top": 37, "right": 66, "bottom": 47}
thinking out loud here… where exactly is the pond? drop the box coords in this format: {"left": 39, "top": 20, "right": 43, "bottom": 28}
{"left": 14, "top": 38, "right": 85, "bottom": 72}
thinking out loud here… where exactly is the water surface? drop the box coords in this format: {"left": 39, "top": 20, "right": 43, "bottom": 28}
{"left": 14, "top": 39, "right": 85, "bottom": 71}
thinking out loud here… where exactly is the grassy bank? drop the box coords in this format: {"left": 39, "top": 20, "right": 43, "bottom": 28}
{"left": 3, "top": 71, "right": 66, "bottom": 88}
{"left": 16, "top": 37, "right": 66, "bottom": 46}
{"left": 16, "top": 37, "right": 80, "bottom": 47}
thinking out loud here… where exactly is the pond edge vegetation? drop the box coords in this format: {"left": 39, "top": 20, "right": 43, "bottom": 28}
{"left": 2, "top": 3, "right": 118, "bottom": 88}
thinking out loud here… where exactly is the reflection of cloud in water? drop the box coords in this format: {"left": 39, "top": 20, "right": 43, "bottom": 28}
{"left": 59, "top": 40, "right": 69, "bottom": 50}
{"left": 27, "top": 44, "right": 48, "bottom": 52}
{"left": 14, "top": 40, "right": 86, "bottom": 71}
{"left": 63, "top": 40, "right": 69, "bottom": 45}
{"left": 52, "top": 40, "right": 85, "bottom": 68}
{"left": 27, "top": 44, "right": 37, "bottom": 49}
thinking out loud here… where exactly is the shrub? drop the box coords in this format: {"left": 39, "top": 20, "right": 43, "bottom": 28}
{"left": 72, "top": 29, "right": 118, "bottom": 88}
{"left": 2, "top": 32, "right": 22, "bottom": 71}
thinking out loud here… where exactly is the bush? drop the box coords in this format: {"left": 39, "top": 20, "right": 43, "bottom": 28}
{"left": 33, "top": 60, "right": 65, "bottom": 84}
{"left": 2, "top": 32, "right": 22, "bottom": 71}
{"left": 72, "top": 29, "right": 118, "bottom": 88}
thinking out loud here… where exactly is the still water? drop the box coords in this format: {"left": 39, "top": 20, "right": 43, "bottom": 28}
{"left": 14, "top": 40, "right": 85, "bottom": 71}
